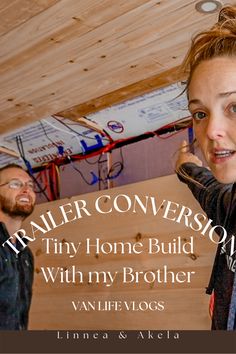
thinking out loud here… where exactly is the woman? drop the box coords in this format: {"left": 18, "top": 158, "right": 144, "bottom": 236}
{"left": 176, "top": 5, "right": 236, "bottom": 330}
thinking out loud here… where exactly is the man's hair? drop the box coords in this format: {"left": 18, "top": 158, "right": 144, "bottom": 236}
{"left": 0, "top": 163, "right": 26, "bottom": 174}
{"left": 0, "top": 164, "right": 29, "bottom": 183}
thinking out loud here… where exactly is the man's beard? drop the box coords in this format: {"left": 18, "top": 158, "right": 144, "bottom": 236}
{"left": 0, "top": 195, "right": 34, "bottom": 218}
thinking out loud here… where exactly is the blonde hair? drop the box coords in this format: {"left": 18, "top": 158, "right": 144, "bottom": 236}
{"left": 176, "top": 5, "right": 236, "bottom": 183}
{"left": 181, "top": 5, "right": 236, "bottom": 88}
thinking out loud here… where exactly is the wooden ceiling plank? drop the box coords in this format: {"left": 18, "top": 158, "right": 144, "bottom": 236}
{"left": 0, "top": 0, "right": 218, "bottom": 80}
{"left": 0, "top": 10, "right": 203, "bottom": 106}
{"left": 0, "top": 4, "right": 214, "bottom": 92}
{"left": 0, "top": 27, "right": 207, "bottom": 129}
{"left": 0, "top": 0, "right": 18, "bottom": 12}
{"left": 0, "top": 0, "right": 160, "bottom": 91}
{"left": 0, "top": 0, "right": 234, "bottom": 134}
{"left": 0, "top": 40, "right": 181, "bottom": 113}
{"left": 0, "top": 64, "right": 181, "bottom": 134}
{"left": 0, "top": 0, "right": 152, "bottom": 65}
{"left": 2, "top": 0, "right": 218, "bottom": 84}
{"left": 0, "top": 1, "right": 158, "bottom": 91}
{"left": 0, "top": 0, "right": 60, "bottom": 37}
{"left": 0, "top": 54, "right": 163, "bottom": 118}
{"left": 58, "top": 66, "right": 182, "bottom": 120}
{"left": 0, "top": 0, "right": 95, "bottom": 64}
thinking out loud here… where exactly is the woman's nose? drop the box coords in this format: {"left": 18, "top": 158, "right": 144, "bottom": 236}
{"left": 206, "top": 116, "right": 227, "bottom": 140}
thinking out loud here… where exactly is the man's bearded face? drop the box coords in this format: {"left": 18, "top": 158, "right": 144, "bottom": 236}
{"left": 0, "top": 168, "right": 36, "bottom": 219}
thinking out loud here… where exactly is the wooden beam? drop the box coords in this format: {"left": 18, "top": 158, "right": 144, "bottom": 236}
{"left": 0, "top": 146, "right": 19, "bottom": 157}
{"left": 57, "top": 66, "right": 182, "bottom": 120}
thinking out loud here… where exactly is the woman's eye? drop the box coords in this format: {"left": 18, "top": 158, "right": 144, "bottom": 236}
{"left": 229, "top": 104, "right": 236, "bottom": 114}
{"left": 192, "top": 111, "right": 206, "bottom": 120}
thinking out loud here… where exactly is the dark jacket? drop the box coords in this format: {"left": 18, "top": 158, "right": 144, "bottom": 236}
{"left": 178, "top": 163, "right": 236, "bottom": 330}
{"left": 0, "top": 222, "right": 34, "bottom": 330}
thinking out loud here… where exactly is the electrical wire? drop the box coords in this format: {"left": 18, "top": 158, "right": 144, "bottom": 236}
{"left": 33, "top": 171, "right": 48, "bottom": 194}
{"left": 107, "top": 161, "right": 123, "bottom": 180}
{"left": 42, "top": 119, "right": 83, "bottom": 139}
{"left": 82, "top": 115, "right": 113, "bottom": 143}
{"left": 24, "top": 116, "right": 191, "bottom": 192}
{"left": 67, "top": 156, "right": 97, "bottom": 185}
{"left": 50, "top": 163, "right": 59, "bottom": 200}
{"left": 146, "top": 116, "right": 192, "bottom": 140}
{"left": 58, "top": 116, "right": 113, "bottom": 142}
{"left": 85, "top": 153, "right": 104, "bottom": 165}
{"left": 39, "top": 121, "right": 60, "bottom": 147}
{"left": 67, "top": 147, "right": 124, "bottom": 186}
{"left": 15, "top": 136, "right": 50, "bottom": 201}
{"left": 51, "top": 115, "right": 110, "bottom": 142}
{"left": 107, "top": 148, "right": 124, "bottom": 180}
{"left": 96, "top": 148, "right": 124, "bottom": 184}
{"left": 153, "top": 126, "right": 189, "bottom": 140}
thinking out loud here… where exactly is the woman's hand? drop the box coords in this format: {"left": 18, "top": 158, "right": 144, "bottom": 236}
{"left": 176, "top": 140, "right": 203, "bottom": 170}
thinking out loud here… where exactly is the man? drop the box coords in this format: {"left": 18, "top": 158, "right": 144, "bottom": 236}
{"left": 0, "top": 164, "right": 36, "bottom": 330}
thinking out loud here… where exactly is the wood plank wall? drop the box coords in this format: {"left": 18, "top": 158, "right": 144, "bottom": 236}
{"left": 23, "top": 174, "right": 216, "bottom": 330}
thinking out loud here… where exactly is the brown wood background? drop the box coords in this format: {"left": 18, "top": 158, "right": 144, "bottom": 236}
{"left": 1, "top": 0, "right": 234, "bottom": 133}
{"left": 22, "top": 174, "right": 216, "bottom": 330}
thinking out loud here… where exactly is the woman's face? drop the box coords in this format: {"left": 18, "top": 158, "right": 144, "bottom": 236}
{"left": 188, "top": 57, "right": 236, "bottom": 184}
